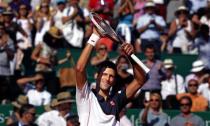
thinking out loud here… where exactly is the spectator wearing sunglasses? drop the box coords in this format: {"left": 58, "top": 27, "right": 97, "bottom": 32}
{"left": 170, "top": 96, "right": 204, "bottom": 126}
{"left": 139, "top": 93, "right": 169, "bottom": 126}
{"left": 177, "top": 79, "right": 208, "bottom": 112}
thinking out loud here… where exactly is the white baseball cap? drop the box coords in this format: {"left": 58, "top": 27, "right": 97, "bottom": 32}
{"left": 191, "top": 60, "right": 205, "bottom": 73}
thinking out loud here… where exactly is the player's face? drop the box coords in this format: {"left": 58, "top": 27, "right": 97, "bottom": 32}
{"left": 100, "top": 68, "right": 116, "bottom": 91}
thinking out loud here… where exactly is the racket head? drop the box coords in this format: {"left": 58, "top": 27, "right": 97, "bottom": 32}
{"left": 89, "top": 12, "right": 122, "bottom": 43}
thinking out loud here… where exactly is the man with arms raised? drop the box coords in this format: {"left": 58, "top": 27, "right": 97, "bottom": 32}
{"left": 75, "top": 28, "right": 147, "bottom": 125}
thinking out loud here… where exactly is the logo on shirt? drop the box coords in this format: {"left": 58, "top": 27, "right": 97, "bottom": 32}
{"left": 110, "top": 100, "right": 115, "bottom": 106}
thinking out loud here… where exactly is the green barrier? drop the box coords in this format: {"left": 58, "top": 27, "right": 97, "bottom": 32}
{"left": 1, "top": 105, "right": 210, "bottom": 126}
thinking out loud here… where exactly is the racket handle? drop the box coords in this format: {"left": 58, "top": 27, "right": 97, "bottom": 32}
{"left": 130, "top": 54, "right": 150, "bottom": 74}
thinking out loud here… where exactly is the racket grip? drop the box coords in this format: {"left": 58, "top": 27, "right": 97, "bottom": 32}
{"left": 130, "top": 54, "right": 150, "bottom": 74}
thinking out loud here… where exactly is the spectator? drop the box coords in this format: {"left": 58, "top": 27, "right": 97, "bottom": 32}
{"left": 185, "top": 60, "right": 209, "bottom": 85}
{"left": 132, "top": 0, "right": 146, "bottom": 26}
{"left": 168, "top": 6, "right": 196, "bottom": 54}
{"left": 36, "top": 91, "right": 74, "bottom": 126}
{"left": 62, "top": 0, "right": 85, "bottom": 48}
{"left": 66, "top": 115, "right": 80, "bottom": 126}
{"left": 184, "top": 0, "right": 208, "bottom": 14}
{"left": 161, "top": 59, "right": 185, "bottom": 108}
{"left": 134, "top": 44, "right": 165, "bottom": 108}
{"left": 198, "top": 75, "right": 210, "bottom": 108}
{"left": 31, "top": 26, "right": 62, "bottom": 95}
{"left": 8, "top": 104, "right": 37, "bottom": 126}
{"left": 17, "top": 73, "right": 51, "bottom": 106}
{"left": 136, "top": 1, "right": 166, "bottom": 54}
{"left": 0, "top": 22, "right": 15, "bottom": 102}
{"left": 34, "top": 2, "right": 53, "bottom": 46}
{"left": 6, "top": 95, "right": 29, "bottom": 125}
{"left": 200, "top": 8, "right": 210, "bottom": 34}
{"left": 75, "top": 28, "right": 147, "bottom": 125}
{"left": 90, "top": 43, "right": 109, "bottom": 67}
{"left": 53, "top": 0, "right": 66, "bottom": 30}
{"left": 170, "top": 96, "right": 205, "bottom": 126}
{"left": 139, "top": 93, "right": 169, "bottom": 126}
{"left": 192, "top": 24, "right": 210, "bottom": 70}
{"left": 116, "top": 0, "right": 134, "bottom": 44}
{"left": 2, "top": 9, "right": 28, "bottom": 45}
{"left": 177, "top": 79, "right": 208, "bottom": 112}
{"left": 15, "top": 3, "right": 34, "bottom": 76}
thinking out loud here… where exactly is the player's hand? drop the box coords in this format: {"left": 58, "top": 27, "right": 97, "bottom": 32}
{"left": 121, "top": 43, "right": 134, "bottom": 56}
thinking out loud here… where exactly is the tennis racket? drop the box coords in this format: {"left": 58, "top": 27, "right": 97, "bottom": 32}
{"left": 89, "top": 12, "right": 150, "bottom": 73}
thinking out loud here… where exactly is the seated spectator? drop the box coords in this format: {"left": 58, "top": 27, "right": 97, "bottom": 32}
{"left": 8, "top": 104, "right": 37, "bottom": 126}
{"left": 139, "top": 93, "right": 169, "bottom": 126}
{"left": 136, "top": 1, "right": 166, "bottom": 55}
{"left": 6, "top": 95, "right": 28, "bottom": 125}
{"left": 170, "top": 96, "right": 205, "bottom": 126}
{"left": 168, "top": 6, "right": 195, "bottom": 54}
{"left": 185, "top": 60, "right": 209, "bottom": 85}
{"left": 36, "top": 92, "right": 74, "bottom": 126}
{"left": 17, "top": 73, "right": 51, "bottom": 106}
{"left": 161, "top": 59, "right": 185, "bottom": 109}
{"left": 177, "top": 79, "right": 208, "bottom": 112}
{"left": 198, "top": 75, "right": 210, "bottom": 108}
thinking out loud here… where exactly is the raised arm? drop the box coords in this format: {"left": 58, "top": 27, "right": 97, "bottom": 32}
{"left": 75, "top": 29, "right": 100, "bottom": 90}
{"left": 121, "top": 43, "right": 147, "bottom": 99}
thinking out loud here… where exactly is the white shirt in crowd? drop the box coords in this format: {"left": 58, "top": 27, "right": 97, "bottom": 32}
{"left": 27, "top": 89, "right": 51, "bottom": 106}
{"left": 36, "top": 110, "right": 67, "bottom": 126}
{"left": 198, "top": 83, "right": 210, "bottom": 108}
{"left": 76, "top": 82, "right": 120, "bottom": 126}
{"left": 120, "top": 115, "right": 133, "bottom": 126}
{"left": 161, "top": 74, "right": 185, "bottom": 100}
{"left": 136, "top": 13, "right": 166, "bottom": 40}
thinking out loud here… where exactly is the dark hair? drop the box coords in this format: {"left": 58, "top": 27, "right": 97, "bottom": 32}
{"left": 143, "top": 44, "right": 155, "bottom": 53}
{"left": 19, "top": 104, "right": 34, "bottom": 117}
{"left": 95, "top": 60, "right": 117, "bottom": 93}
{"left": 66, "top": 115, "right": 80, "bottom": 126}
{"left": 179, "top": 96, "right": 192, "bottom": 107}
{"left": 43, "top": 32, "right": 63, "bottom": 49}
{"left": 115, "top": 55, "right": 129, "bottom": 66}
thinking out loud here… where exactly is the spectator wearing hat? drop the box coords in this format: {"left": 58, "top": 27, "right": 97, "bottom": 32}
{"left": 177, "top": 79, "right": 208, "bottom": 112}
{"left": 6, "top": 95, "right": 29, "bottom": 125}
{"left": 170, "top": 96, "right": 205, "bottom": 126}
{"left": 17, "top": 73, "right": 51, "bottom": 106}
{"left": 136, "top": 1, "right": 166, "bottom": 55}
{"left": 8, "top": 104, "right": 37, "bottom": 126}
{"left": 185, "top": 60, "right": 209, "bottom": 85}
{"left": 36, "top": 91, "right": 74, "bottom": 126}
{"left": 168, "top": 6, "right": 196, "bottom": 54}
{"left": 0, "top": 22, "right": 16, "bottom": 102}
{"left": 31, "top": 26, "right": 64, "bottom": 95}
{"left": 160, "top": 58, "right": 185, "bottom": 109}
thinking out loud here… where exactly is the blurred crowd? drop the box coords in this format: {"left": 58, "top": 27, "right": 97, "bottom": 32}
{"left": 0, "top": 0, "right": 210, "bottom": 125}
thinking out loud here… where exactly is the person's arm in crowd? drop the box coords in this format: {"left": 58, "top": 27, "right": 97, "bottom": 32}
{"left": 31, "top": 44, "right": 51, "bottom": 65}
{"left": 168, "top": 20, "right": 177, "bottom": 39}
{"left": 153, "top": 19, "right": 165, "bottom": 32}
{"left": 184, "top": 22, "right": 196, "bottom": 39}
{"left": 137, "top": 22, "right": 151, "bottom": 34}
{"left": 118, "top": 0, "right": 134, "bottom": 15}
{"left": 17, "top": 74, "right": 42, "bottom": 86}
{"left": 123, "top": 44, "right": 147, "bottom": 99}
{"left": 140, "top": 102, "right": 150, "bottom": 125}
{"left": 58, "top": 50, "right": 72, "bottom": 64}
{"left": 75, "top": 28, "right": 100, "bottom": 90}
{"left": 62, "top": 6, "right": 78, "bottom": 24}
{"left": 17, "top": 23, "right": 28, "bottom": 38}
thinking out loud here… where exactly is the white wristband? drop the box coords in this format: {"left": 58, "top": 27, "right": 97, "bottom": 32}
{"left": 87, "top": 34, "right": 100, "bottom": 46}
